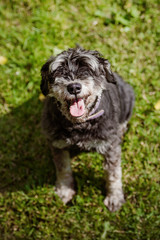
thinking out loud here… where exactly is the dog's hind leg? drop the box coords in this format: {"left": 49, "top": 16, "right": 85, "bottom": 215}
{"left": 51, "top": 148, "right": 75, "bottom": 204}
{"left": 103, "top": 144, "right": 125, "bottom": 212}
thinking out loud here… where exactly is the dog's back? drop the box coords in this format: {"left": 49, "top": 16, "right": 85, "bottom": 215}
{"left": 113, "top": 73, "right": 134, "bottom": 123}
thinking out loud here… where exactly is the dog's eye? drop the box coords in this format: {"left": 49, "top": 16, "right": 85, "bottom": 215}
{"left": 78, "top": 71, "right": 90, "bottom": 78}
{"left": 83, "top": 71, "right": 90, "bottom": 76}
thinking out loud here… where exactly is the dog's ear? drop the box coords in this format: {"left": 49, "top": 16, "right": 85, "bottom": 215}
{"left": 101, "top": 59, "right": 116, "bottom": 84}
{"left": 40, "top": 57, "right": 54, "bottom": 96}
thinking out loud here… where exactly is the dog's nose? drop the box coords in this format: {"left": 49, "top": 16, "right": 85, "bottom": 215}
{"left": 67, "top": 83, "right": 82, "bottom": 95}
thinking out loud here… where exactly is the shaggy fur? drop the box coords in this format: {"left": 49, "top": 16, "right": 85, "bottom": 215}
{"left": 40, "top": 47, "right": 134, "bottom": 212}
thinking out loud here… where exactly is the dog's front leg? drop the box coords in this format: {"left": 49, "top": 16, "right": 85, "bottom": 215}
{"left": 51, "top": 148, "right": 75, "bottom": 204}
{"left": 103, "top": 145, "right": 125, "bottom": 212}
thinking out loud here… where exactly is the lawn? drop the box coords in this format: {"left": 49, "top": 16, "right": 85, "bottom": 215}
{"left": 0, "top": 0, "right": 160, "bottom": 239}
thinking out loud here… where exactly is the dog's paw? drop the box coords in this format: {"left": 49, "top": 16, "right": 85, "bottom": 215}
{"left": 55, "top": 185, "right": 75, "bottom": 204}
{"left": 104, "top": 194, "right": 125, "bottom": 212}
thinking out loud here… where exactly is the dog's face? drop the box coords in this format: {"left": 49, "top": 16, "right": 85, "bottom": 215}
{"left": 41, "top": 47, "right": 115, "bottom": 123}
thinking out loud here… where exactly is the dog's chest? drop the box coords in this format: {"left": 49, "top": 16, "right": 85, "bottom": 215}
{"left": 52, "top": 138, "right": 110, "bottom": 155}
{"left": 76, "top": 139, "right": 111, "bottom": 154}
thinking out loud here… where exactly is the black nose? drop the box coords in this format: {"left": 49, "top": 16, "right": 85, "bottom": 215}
{"left": 67, "top": 83, "right": 82, "bottom": 95}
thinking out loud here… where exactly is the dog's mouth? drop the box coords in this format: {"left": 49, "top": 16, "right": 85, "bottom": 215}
{"left": 69, "top": 98, "right": 85, "bottom": 118}
{"left": 66, "top": 94, "right": 104, "bottom": 121}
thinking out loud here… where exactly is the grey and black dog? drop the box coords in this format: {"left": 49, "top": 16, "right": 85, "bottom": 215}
{"left": 40, "top": 46, "right": 134, "bottom": 212}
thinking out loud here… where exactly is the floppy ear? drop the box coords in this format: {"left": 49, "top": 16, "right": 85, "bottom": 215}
{"left": 102, "top": 59, "right": 116, "bottom": 84}
{"left": 40, "top": 57, "right": 54, "bottom": 96}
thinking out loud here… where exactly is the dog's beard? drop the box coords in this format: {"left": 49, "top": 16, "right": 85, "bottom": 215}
{"left": 48, "top": 84, "right": 103, "bottom": 123}
{"left": 61, "top": 94, "right": 100, "bottom": 123}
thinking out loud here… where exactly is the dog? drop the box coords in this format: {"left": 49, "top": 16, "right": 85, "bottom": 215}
{"left": 40, "top": 46, "right": 134, "bottom": 212}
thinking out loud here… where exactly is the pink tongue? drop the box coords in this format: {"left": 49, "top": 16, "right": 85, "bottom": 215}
{"left": 70, "top": 99, "right": 85, "bottom": 117}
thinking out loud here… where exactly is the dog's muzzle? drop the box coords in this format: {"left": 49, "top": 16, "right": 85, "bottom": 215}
{"left": 67, "top": 83, "right": 85, "bottom": 118}
{"left": 66, "top": 82, "right": 104, "bottom": 120}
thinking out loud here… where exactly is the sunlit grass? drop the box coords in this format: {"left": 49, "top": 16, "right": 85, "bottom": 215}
{"left": 0, "top": 0, "right": 159, "bottom": 239}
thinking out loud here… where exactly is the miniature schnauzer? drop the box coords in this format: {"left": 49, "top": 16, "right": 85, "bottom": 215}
{"left": 40, "top": 47, "right": 134, "bottom": 212}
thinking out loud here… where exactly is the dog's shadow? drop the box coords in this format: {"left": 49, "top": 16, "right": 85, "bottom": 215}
{"left": 0, "top": 95, "right": 54, "bottom": 193}
{"left": 0, "top": 95, "right": 104, "bottom": 194}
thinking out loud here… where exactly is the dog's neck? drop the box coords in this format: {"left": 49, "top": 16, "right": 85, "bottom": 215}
{"left": 87, "top": 95, "right": 104, "bottom": 121}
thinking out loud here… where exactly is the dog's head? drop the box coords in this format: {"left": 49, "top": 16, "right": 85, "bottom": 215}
{"left": 41, "top": 47, "right": 116, "bottom": 123}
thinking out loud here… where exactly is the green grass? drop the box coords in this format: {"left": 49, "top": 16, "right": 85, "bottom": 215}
{"left": 0, "top": 0, "right": 160, "bottom": 239}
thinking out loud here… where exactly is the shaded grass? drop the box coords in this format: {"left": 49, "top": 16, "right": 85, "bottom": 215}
{"left": 0, "top": 0, "right": 160, "bottom": 239}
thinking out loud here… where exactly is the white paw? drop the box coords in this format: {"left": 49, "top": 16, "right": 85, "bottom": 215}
{"left": 55, "top": 185, "right": 75, "bottom": 204}
{"left": 104, "top": 194, "right": 125, "bottom": 212}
